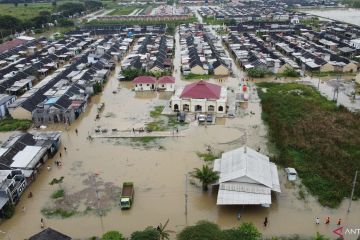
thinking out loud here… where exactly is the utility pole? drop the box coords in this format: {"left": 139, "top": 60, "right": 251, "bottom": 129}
{"left": 347, "top": 170, "right": 358, "bottom": 213}
{"left": 185, "top": 173, "right": 188, "bottom": 226}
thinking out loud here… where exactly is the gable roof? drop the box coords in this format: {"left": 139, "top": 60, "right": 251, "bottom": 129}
{"left": 29, "top": 228, "right": 72, "bottom": 240}
{"left": 133, "top": 76, "right": 156, "bottom": 84}
{"left": 180, "top": 80, "right": 221, "bottom": 99}
{"left": 214, "top": 146, "right": 281, "bottom": 192}
{"left": 158, "top": 76, "right": 175, "bottom": 84}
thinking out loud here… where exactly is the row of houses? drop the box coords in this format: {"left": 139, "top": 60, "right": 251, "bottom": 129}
{"left": 0, "top": 36, "right": 94, "bottom": 96}
{"left": 197, "top": 2, "right": 306, "bottom": 24}
{"left": 133, "top": 75, "right": 175, "bottom": 91}
{"left": 121, "top": 34, "right": 174, "bottom": 75}
{"left": 98, "top": 14, "right": 192, "bottom": 22}
{"left": 7, "top": 35, "right": 131, "bottom": 124}
{"left": 180, "top": 24, "right": 231, "bottom": 76}
{"left": 67, "top": 25, "right": 166, "bottom": 38}
{"left": 0, "top": 132, "right": 61, "bottom": 216}
{"left": 270, "top": 33, "right": 358, "bottom": 72}
{"left": 224, "top": 32, "right": 299, "bottom": 74}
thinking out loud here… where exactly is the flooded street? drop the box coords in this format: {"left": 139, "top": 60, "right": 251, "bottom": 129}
{"left": 0, "top": 29, "right": 359, "bottom": 240}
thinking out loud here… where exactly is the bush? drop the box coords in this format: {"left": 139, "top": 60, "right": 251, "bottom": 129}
{"left": 177, "top": 220, "right": 222, "bottom": 240}
{"left": 247, "top": 67, "right": 269, "bottom": 78}
{"left": 0, "top": 117, "right": 32, "bottom": 132}
{"left": 58, "top": 18, "right": 74, "bottom": 27}
{"left": 102, "top": 231, "right": 125, "bottom": 240}
{"left": 51, "top": 189, "right": 65, "bottom": 199}
{"left": 281, "top": 67, "right": 300, "bottom": 77}
{"left": 93, "top": 82, "right": 103, "bottom": 94}
{"left": 2, "top": 204, "right": 15, "bottom": 219}
{"left": 130, "top": 227, "right": 160, "bottom": 240}
{"left": 222, "top": 222, "right": 261, "bottom": 240}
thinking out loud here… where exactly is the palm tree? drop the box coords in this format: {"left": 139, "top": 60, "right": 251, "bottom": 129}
{"left": 156, "top": 219, "right": 173, "bottom": 240}
{"left": 192, "top": 165, "right": 219, "bottom": 191}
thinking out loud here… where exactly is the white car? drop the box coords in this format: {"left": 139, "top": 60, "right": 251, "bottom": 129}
{"left": 198, "top": 114, "right": 206, "bottom": 122}
{"left": 285, "top": 168, "right": 298, "bottom": 181}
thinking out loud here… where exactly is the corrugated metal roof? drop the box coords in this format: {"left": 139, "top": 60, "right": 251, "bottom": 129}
{"left": 214, "top": 146, "right": 281, "bottom": 205}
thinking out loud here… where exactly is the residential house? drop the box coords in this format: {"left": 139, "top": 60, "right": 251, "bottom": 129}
{"left": 133, "top": 76, "right": 157, "bottom": 91}
{"left": 29, "top": 228, "right": 72, "bottom": 240}
{"left": 0, "top": 94, "right": 16, "bottom": 119}
{"left": 157, "top": 76, "right": 175, "bottom": 92}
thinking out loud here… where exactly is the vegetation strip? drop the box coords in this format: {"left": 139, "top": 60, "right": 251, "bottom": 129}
{"left": 257, "top": 82, "right": 360, "bottom": 208}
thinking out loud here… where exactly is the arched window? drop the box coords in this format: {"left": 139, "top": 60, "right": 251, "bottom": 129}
{"left": 174, "top": 104, "right": 179, "bottom": 111}
{"left": 218, "top": 106, "right": 224, "bottom": 112}
{"left": 208, "top": 105, "right": 215, "bottom": 112}
{"left": 195, "top": 105, "right": 202, "bottom": 112}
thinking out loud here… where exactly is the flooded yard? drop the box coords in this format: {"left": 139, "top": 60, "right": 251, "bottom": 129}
{"left": 0, "top": 31, "right": 359, "bottom": 240}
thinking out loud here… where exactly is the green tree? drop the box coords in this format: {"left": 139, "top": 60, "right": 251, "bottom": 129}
{"left": 2, "top": 204, "right": 15, "bottom": 219}
{"left": 130, "top": 227, "right": 160, "bottom": 240}
{"left": 157, "top": 219, "right": 173, "bottom": 240}
{"left": 57, "top": 2, "right": 86, "bottom": 17}
{"left": 177, "top": 221, "right": 222, "bottom": 240}
{"left": 313, "top": 232, "right": 329, "bottom": 240}
{"left": 31, "top": 15, "right": 51, "bottom": 28}
{"left": 237, "top": 223, "right": 261, "bottom": 240}
{"left": 102, "top": 231, "right": 125, "bottom": 240}
{"left": 192, "top": 165, "right": 219, "bottom": 191}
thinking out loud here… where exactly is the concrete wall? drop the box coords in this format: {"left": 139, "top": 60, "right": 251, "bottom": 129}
{"left": 343, "top": 62, "right": 357, "bottom": 73}
{"left": 320, "top": 63, "right": 335, "bottom": 72}
{"left": 191, "top": 65, "right": 206, "bottom": 75}
{"left": 9, "top": 107, "right": 32, "bottom": 120}
{"left": 214, "top": 65, "right": 229, "bottom": 76}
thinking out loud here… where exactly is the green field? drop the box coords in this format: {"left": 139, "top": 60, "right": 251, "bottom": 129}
{"left": 108, "top": 6, "right": 139, "bottom": 15}
{"left": 257, "top": 82, "right": 360, "bottom": 208}
{"left": 0, "top": 3, "right": 54, "bottom": 20}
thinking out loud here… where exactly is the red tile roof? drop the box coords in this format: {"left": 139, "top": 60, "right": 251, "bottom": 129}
{"left": 180, "top": 80, "right": 221, "bottom": 99}
{"left": 133, "top": 76, "right": 157, "bottom": 84}
{"left": 158, "top": 76, "right": 175, "bottom": 84}
{"left": 0, "top": 38, "right": 28, "bottom": 54}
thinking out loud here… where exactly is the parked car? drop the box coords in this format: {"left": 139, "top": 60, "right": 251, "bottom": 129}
{"left": 285, "top": 168, "right": 297, "bottom": 181}
{"left": 198, "top": 114, "right": 206, "bottom": 122}
{"left": 206, "top": 114, "right": 213, "bottom": 123}
{"left": 177, "top": 112, "right": 186, "bottom": 122}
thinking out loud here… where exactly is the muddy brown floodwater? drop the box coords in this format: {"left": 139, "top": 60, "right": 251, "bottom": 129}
{"left": 0, "top": 33, "right": 359, "bottom": 240}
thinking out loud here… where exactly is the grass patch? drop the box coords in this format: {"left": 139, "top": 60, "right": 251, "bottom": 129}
{"left": 310, "top": 71, "right": 357, "bottom": 77}
{"left": 0, "top": 117, "right": 31, "bottom": 132}
{"left": 41, "top": 208, "right": 76, "bottom": 218}
{"left": 0, "top": 3, "right": 54, "bottom": 20}
{"left": 150, "top": 106, "right": 165, "bottom": 118}
{"left": 257, "top": 82, "right": 360, "bottom": 208}
{"left": 146, "top": 106, "right": 188, "bottom": 131}
{"left": 131, "top": 136, "right": 161, "bottom": 143}
{"left": 108, "top": 6, "right": 139, "bottom": 15}
{"left": 202, "top": 16, "right": 225, "bottom": 25}
{"left": 146, "top": 120, "right": 166, "bottom": 131}
{"left": 51, "top": 189, "right": 65, "bottom": 199}
{"left": 184, "top": 73, "right": 212, "bottom": 80}
{"left": 197, "top": 151, "right": 222, "bottom": 162}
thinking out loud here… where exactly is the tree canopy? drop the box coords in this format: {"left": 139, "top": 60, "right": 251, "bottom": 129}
{"left": 102, "top": 231, "right": 125, "bottom": 240}
{"left": 130, "top": 227, "right": 160, "bottom": 240}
